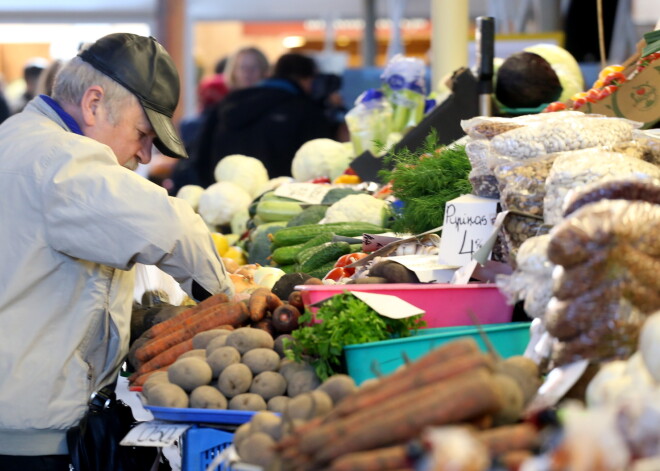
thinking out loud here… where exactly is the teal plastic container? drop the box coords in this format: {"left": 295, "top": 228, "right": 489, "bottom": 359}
{"left": 343, "top": 322, "right": 531, "bottom": 385}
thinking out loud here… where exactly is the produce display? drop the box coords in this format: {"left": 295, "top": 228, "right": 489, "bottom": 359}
{"left": 116, "top": 39, "right": 660, "bottom": 471}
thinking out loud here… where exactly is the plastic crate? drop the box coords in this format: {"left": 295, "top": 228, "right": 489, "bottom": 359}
{"left": 343, "top": 322, "right": 531, "bottom": 385}
{"left": 296, "top": 283, "right": 514, "bottom": 328}
{"left": 181, "top": 426, "right": 234, "bottom": 471}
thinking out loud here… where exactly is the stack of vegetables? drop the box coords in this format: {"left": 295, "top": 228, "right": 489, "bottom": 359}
{"left": 231, "top": 337, "right": 544, "bottom": 470}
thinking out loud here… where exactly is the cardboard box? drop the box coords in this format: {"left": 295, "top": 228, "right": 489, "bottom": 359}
{"left": 582, "top": 29, "right": 660, "bottom": 129}
{"left": 583, "top": 60, "right": 660, "bottom": 129}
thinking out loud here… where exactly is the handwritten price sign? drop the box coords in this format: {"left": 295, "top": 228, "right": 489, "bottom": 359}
{"left": 120, "top": 421, "right": 190, "bottom": 447}
{"left": 438, "top": 194, "right": 498, "bottom": 267}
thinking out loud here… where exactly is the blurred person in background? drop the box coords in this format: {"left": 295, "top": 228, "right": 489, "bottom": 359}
{"left": 224, "top": 46, "right": 270, "bottom": 91}
{"left": 8, "top": 58, "right": 48, "bottom": 114}
{"left": 184, "top": 52, "right": 334, "bottom": 186}
{"left": 36, "top": 59, "right": 64, "bottom": 97}
{"left": 0, "top": 76, "right": 9, "bottom": 125}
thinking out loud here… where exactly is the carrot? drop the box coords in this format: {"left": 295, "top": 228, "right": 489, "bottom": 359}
{"left": 298, "top": 353, "right": 493, "bottom": 456}
{"left": 327, "top": 338, "right": 480, "bottom": 420}
{"left": 312, "top": 368, "right": 501, "bottom": 465}
{"left": 135, "top": 302, "right": 248, "bottom": 363}
{"left": 129, "top": 367, "right": 169, "bottom": 387}
{"left": 136, "top": 339, "right": 194, "bottom": 375}
{"left": 328, "top": 445, "right": 410, "bottom": 471}
{"left": 248, "top": 287, "right": 271, "bottom": 322}
{"left": 143, "top": 292, "right": 229, "bottom": 339}
{"left": 477, "top": 423, "right": 540, "bottom": 457}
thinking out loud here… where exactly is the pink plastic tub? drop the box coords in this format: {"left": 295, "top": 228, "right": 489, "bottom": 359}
{"left": 296, "top": 283, "right": 513, "bottom": 329}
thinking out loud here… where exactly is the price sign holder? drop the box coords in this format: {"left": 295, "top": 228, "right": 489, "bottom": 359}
{"left": 121, "top": 420, "right": 190, "bottom": 448}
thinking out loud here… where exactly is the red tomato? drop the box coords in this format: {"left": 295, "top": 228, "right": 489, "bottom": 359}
{"left": 597, "top": 85, "right": 618, "bottom": 100}
{"left": 602, "top": 71, "right": 626, "bottom": 87}
{"left": 544, "top": 101, "right": 567, "bottom": 112}
{"left": 572, "top": 97, "right": 587, "bottom": 109}
{"left": 334, "top": 252, "right": 368, "bottom": 276}
{"left": 311, "top": 177, "right": 331, "bottom": 184}
{"left": 585, "top": 88, "right": 600, "bottom": 103}
{"left": 323, "top": 267, "right": 347, "bottom": 281}
{"left": 597, "top": 64, "right": 624, "bottom": 81}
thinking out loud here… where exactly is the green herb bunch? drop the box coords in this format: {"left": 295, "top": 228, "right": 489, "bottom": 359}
{"left": 379, "top": 130, "right": 472, "bottom": 234}
{"left": 285, "top": 292, "right": 425, "bottom": 380}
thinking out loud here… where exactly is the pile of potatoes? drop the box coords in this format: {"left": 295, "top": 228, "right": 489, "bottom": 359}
{"left": 142, "top": 326, "right": 357, "bottom": 414}
{"left": 233, "top": 372, "right": 359, "bottom": 467}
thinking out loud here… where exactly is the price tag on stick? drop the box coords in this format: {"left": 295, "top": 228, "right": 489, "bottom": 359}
{"left": 120, "top": 421, "right": 190, "bottom": 448}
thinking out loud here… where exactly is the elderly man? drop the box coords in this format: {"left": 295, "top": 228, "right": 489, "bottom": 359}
{"left": 0, "top": 33, "right": 233, "bottom": 470}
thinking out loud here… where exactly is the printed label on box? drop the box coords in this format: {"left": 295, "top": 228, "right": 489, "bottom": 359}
{"left": 438, "top": 194, "right": 498, "bottom": 266}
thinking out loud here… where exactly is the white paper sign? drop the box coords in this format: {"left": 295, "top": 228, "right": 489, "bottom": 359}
{"left": 438, "top": 194, "right": 498, "bottom": 267}
{"left": 387, "top": 254, "right": 457, "bottom": 283}
{"left": 311, "top": 291, "right": 425, "bottom": 319}
{"left": 524, "top": 359, "right": 589, "bottom": 417}
{"left": 351, "top": 291, "right": 425, "bottom": 319}
{"left": 120, "top": 421, "right": 190, "bottom": 448}
{"left": 274, "top": 183, "right": 332, "bottom": 204}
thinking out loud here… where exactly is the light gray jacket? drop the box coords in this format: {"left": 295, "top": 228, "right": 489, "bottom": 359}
{"left": 0, "top": 97, "right": 234, "bottom": 455}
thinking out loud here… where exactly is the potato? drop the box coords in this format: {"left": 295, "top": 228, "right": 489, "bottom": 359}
{"left": 238, "top": 432, "right": 275, "bottom": 466}
{"left": 189, "top": 385, "right": 228, "bottom": 409}
{"left": 229, "top": 393, "right": 267, "bottom": 411}
{"left": 242, "top": 348, "right": 280, "bottom": 374}
{"left": 193, "top": 329, "right": 232, "bottom": 350}
{"left": 250, "top": 371, "right": 287, "bottom": 400}
{"left": 142, "top": 370, "right": 170, "bottom": 397}
{"left": 233, "top": 423, "right": 252, "bottom": 451}
{"left": 206, "top": 346, "right": 241, "bottom": 377}
{"left": 145, "top": 382, "right": 189, "bottom": 408}
{"left": 278, "top": 358, "right": 315, "bottom": 384}
{"left": 284, "top": 393, "right": 315, "bottom": 421}
{"left": 267, "top": 396, "right": 290, "bottom": 414}
{"left": 217, "top": 363, "right": 252, "bottom": 398}
{"left": 287, "top": 370, "right": 321, "bottom": 397}
{"left": 250, "top": 411, "right": 283, "bottom": 440}
{"left": 168, "top": 357, "right": 213, "bottom": 392}
{"left": 493, "top": 373, "right": 525, "bottom": 426}
{"left": 179, "top": 349, "right": 206, "bottom": 360}
{"left": 225, "top": 327, "right": 274, "bottom": 354}
{"left": 274, "top": 334, "right": 294, "bottom": 358}
{"left": 318, "top": 374, "right": 357, "bottom": 405}
{"left": 309, "top": 390, "right": 333, "bottom": 416}
{"left": 205, "top": 335, "right": 229, "bottom": 355}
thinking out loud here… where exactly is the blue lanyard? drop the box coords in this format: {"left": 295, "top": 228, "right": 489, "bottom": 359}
{"left": 39, "top": 94, "right": 83, "bottom": 136}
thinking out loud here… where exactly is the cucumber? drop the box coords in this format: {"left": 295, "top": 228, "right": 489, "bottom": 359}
{"left": 299, "top": 242, "right": 351, "bottom": 274}
{"left": 256, "top": 200, "right": 303, "bottom": 223}
{"left": 286, "top": 205, "right": 328, "bottom": 227}
{"left": 307, "top": 261, "right": 338, "bottom": 279}
{"left": 270, "top": 243, "right": 305, "bottom": 266}
{"left": 272, "top": 222, "right": 388, "bottom": 247}
{"left": 296, "top": 232, "right": 337, "bottom": 259}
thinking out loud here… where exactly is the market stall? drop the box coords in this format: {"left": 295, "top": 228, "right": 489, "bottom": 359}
{"left": 117, "top": 25, "right": 660, "bottom": 471}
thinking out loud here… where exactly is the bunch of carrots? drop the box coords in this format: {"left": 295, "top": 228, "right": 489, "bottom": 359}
{"left": 128, "top": 287, "right": 282, "bottom": 387}
{"left": 272, "top": 338, "right": 540, "bottom": 471}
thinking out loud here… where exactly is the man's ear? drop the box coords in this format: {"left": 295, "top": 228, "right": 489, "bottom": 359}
{"left": 80, "top": 86, "right": 105, "bottom": 126}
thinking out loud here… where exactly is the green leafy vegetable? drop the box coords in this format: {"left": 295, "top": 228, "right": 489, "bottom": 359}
{"left": 285, "top": 292, "right": 425, "bottom": 380}
{"left": 379, "top": 130, "right": 472, "bottom": 234}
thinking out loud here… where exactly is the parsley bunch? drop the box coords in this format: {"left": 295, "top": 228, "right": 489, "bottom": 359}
{"left": 285, "top": 292, "right": 425, "bottom": 380}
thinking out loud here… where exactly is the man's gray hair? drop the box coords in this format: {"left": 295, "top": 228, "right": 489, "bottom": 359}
{"left": 52, "top": 57, "right": 138, "bottom": 125}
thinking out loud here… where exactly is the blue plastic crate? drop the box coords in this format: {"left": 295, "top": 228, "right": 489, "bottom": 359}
{"left": 343, "top": 322, "right": 532, "bottom": 385}
{"left": 181, "top": 426, "right": 234, "bottom": 471}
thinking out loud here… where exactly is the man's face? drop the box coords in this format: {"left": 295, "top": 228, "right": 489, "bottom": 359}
{"left": 90, "top": 99, "right": 156, "bottom": 170}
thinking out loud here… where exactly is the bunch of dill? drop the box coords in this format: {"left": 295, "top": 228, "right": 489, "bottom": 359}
{"left": 380, "top": 131, "right": 472, "bottom": 234}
